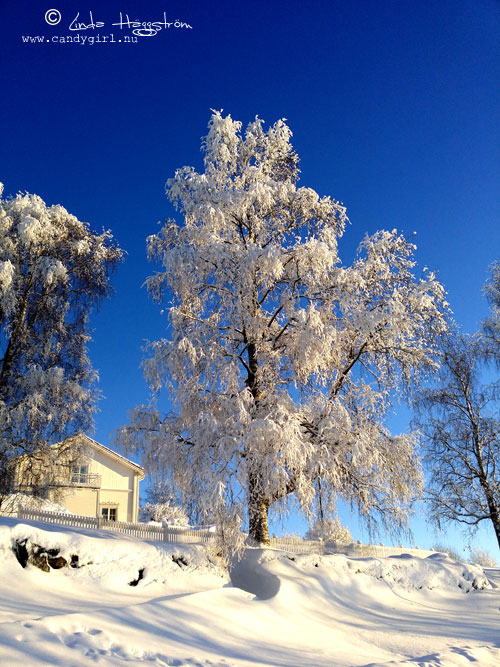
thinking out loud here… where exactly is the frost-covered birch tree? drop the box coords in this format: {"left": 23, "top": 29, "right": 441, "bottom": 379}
{"left": 483, "top": 261, "right": 500, "bottom": 357}
{"left": 414, "top": 334, "right": 500, "bottom": 550}
{"left": 120, "top": 112, "right": 448, "bottom": 544}
{"left": 0, "top": 184, "right": 122, "bottom": 494}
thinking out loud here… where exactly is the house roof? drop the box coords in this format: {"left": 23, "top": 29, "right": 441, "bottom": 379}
{"left": 73, "top": 434, "right": 145, "bottom": 479}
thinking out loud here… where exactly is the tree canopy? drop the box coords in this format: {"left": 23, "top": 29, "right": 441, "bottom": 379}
{"left": 120, "top": 112, "right": 448, "bottom": 543}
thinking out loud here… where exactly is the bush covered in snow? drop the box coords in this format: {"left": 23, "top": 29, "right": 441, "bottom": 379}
{"left": 431, "top": 542, "right": 464, "bottom": 562}
{"left": 468, "top": 547, "right": 499, "bottom": 568}
{"left": 139, "top": 502, "right": 189, "bottom": 526}
{"left": 305, "top": 517, "right": 353, "bottom": 544}
{"left": 0, "top": 493, "right": 72, "bottom": 516}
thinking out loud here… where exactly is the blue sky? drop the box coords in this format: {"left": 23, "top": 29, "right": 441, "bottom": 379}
{"left": 1, "top": 0, "right": 499, "bottom": 553}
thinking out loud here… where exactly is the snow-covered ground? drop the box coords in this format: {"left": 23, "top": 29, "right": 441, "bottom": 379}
{"left": 0, "top": 516, "right": 499, "bottom": 666}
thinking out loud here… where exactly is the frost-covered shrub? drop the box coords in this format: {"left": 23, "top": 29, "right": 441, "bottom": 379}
{"left": 431, "top": 542, "right": 464, "bottom": 562}
{"left": 279, "top": 533, "right": 303, "bottom": 541}
{"left": 305, "top": 517, "right": 353, "bottom": 544}
{"left": 139, "top": 502, "right": 189, "bottom": 526}
{"left": 468, "top": 547, "right": 498, "bottom": 568}
{"left": 0, "top": 492, "right": 72, "bottom": 516}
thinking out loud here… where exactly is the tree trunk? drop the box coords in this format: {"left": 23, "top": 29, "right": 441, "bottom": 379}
{"left": 491, "top": 512, "right": 500, "bottom": 551}
{"left": 248, "top": 495, "right": 270, "bottom": 545}
{"left": 474, "top": 435, "right": 500, "bottom": 551}
{"left": 480, "top": 477, "right": 500, "bottom": 551}
{"left": 317, "top": 477, "right": 324, "bottom": 521}
{"left": 247, "top": 465, "right": 270, "bottom": 544}
{"left": 244, "top": 325, "right": 270, "bottom": 544}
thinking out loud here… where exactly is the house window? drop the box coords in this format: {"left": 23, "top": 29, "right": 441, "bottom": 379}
{"left": 72, "top": 465, "right": 88, "bottom": 484}
{"left": 101, "top": 507, "right": 117, "bottom": 521}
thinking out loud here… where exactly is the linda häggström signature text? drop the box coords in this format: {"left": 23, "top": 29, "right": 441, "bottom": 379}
{"left": 69, "top": 11, "right": 192, "bottom": 36}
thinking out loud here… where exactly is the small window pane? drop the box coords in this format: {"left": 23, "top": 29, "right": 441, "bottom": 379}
{"left": 72, "top": 465, "right": 88, "bottom": 484}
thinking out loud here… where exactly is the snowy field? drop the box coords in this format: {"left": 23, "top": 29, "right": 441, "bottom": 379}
{"left": 0, "top": 517, "right": 499, "bottom": 667}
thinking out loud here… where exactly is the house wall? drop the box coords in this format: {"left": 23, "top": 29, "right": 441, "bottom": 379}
{"left": 53, "top": 487, "right": 98, "bottom": 518}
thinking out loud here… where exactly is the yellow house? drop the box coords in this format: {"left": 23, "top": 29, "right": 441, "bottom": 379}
{"left": 14, "top": 434, "right": 145, "bottom": 523}
{"left": 55, "top": 434, "right": 145, "bottom": 523}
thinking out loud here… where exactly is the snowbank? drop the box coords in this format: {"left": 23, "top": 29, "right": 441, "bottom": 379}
{"left": 299, "top": 551, "right": 490, "bottom": 592}
{"left": 230, "top": 547, "right": 491, "bottom": 600}
{"left": 0, "top": 517, "right": 226, "bottom": 588}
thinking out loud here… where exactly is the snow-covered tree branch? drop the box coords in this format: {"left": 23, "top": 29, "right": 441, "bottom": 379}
{"left": 119, "top": 112, "right": 448, "bottom": 544}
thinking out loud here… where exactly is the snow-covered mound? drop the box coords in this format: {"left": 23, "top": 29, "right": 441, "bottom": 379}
{"left": 303, "top": 551, "right": 490, "bottom": 592}
{"left": 230, "top": 548, "right": 491, "bottom": 599}
{"left": 0, "top": 517, "right": 498, "bottom": 666}
{"left": 0, "top": 517, "right": 225, "bottom": 588}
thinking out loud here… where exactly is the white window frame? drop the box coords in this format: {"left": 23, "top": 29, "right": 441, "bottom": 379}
{"left": 71, "top": 465, "right": 88, "bottom": 484}
{"left": 101, "top": 506, "right": 117, "bottom": 521}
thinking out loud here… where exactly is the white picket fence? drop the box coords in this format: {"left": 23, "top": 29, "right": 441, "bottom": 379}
{"left": 269, "top": 536, "right": 435, "bottom": 558}
{"left": 2, "top": 507, "right": 434, "bottom": 557}
{"left": 11, "top": 507, "right": 216, "bottom": 544}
